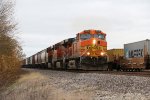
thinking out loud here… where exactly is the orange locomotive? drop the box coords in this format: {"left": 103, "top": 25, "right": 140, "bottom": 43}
{"left": 74, "top": 30, "right": 108, "bottom": 70}
{"left": 23, "top": 29, "right": 108, "bottom": 70}
{"left": 47, "top": 29, "right": 108, "bottom": 70}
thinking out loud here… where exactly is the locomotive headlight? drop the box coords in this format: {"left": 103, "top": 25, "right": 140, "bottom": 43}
{"left": 87, "top": 52, "right": 90, "bottom": 55}
{"left": 101, "top": 52, "right": 105, "bottom": 56}
{"left": 93, "top": 39, "right": 96, "bottom": 45}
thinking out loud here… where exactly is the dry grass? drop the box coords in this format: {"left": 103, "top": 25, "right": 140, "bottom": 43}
{"left": 0, "top": 55, "right": 22, "bottom": 92}
{"left": 0, "top": 70, "right": 91, "bottom": 100}
{"left": 0, "top": 69, "right": 28, "bottom": 92}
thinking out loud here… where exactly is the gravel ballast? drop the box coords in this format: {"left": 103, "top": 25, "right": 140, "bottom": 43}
{"left": 0, "top": 68, "right": 150, "bottom": 100}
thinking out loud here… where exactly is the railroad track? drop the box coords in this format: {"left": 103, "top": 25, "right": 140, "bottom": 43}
{"left": 98, "top": 71, "right": 150, "bottom": 77}
{"left": 24, "top": 67, "right": 150, "bottom": 77}
{"left": 66, "top": 70, "right": 150, "bottom": 77}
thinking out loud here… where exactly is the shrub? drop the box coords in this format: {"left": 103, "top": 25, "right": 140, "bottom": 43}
{"left": 0, "top": 0, "right": 24, "bottom": 74}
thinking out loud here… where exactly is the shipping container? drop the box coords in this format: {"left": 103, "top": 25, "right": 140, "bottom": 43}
{"left": 107, "top": 49, "right": 124, "bottom": 62}
{"left": 122, "top": 39, "right": 150, "bottom": 70}
{"left": 107, "top": 49, "right": 124, "bottom": 70}
{"left": 124, "top": 39, "right": 150, "bottom": 59}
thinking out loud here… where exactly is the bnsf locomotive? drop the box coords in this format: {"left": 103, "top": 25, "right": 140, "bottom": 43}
{"left": 23, "top": 29, "right": 108, "bottom": 70}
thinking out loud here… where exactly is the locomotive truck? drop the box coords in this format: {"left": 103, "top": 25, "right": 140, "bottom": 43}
{"left": 23, "top": 29, "right": 108, "bottom": 70}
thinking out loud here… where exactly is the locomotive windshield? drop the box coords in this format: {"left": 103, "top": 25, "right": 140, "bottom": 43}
{"left": 94, "top": 33, "right": 105, "bottom": 40}
{"left": 80, "top": 33, "right": 92, "bottom": 40}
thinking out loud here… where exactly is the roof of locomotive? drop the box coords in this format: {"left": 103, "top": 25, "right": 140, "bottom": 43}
{"left": 78, "top": 29, "right": 106, "bottom": 35}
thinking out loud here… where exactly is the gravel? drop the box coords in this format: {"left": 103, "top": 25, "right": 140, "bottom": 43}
{"left": 0, "top": 68, "right": 150, "bottom": 100}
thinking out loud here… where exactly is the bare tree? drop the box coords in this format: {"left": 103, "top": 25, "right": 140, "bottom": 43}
{"left": 0, "top": 0, "right": 24, "bottom": 72}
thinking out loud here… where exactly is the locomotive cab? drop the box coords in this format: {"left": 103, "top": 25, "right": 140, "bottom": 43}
{"left": 78, "top": 30, "right": 107, "bottom": 57}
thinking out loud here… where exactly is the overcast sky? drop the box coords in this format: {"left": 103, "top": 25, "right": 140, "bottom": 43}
{"left": 14, "top": 0, "right": 150, "bottom": 57}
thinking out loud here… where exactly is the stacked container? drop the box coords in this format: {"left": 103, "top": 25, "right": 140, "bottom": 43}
{"left": 123, "top": 39, "right": 150, "bottom": 69}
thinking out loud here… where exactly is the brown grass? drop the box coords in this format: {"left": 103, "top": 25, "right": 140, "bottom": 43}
{"left": 0, "top": 69, "right": 28, "bottom": 92}
{"left": 0, "top": 55, "right": 22, "bottom": 92}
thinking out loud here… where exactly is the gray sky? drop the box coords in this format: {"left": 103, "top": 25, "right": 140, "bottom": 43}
{"left": 14, "top": 0, "right": 150, "bottom": 57}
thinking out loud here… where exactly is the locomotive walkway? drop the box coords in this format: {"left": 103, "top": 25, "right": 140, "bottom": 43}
{"left": 0, "top": 68, "right": 150, "bottom": 100}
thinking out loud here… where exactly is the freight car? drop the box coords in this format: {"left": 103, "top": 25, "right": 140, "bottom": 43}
{"left": 120, "top": 39, "right": 150, "bottom": 71}
{"left": 23, "top": 29, "right": 108, "bottom": 70}
{"left": 107, "top": 49, "right": 124, "bottom": 71}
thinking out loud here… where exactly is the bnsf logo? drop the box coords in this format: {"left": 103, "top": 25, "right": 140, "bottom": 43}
{"left": 86, "top": 46, "right": 106, "bottom": 50}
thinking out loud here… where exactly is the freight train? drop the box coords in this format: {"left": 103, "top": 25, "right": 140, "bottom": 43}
{"left": 107, "top": 49, "right": 124, "bottom": 71}
{"left": 23, "top": 30, "right": 150, "bottom": 71}
{"left": 119, "top": 39, "right": 150, "bottom": 71}
{"left": 23, "top": 30, "right": 108, "bottom": 70}
{"left": 107, "top": 40, "right": 150, "bottom": 71}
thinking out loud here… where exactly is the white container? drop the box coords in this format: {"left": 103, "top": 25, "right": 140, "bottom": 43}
{"left": 124, "top": 39, "right": 150, "bottom": 59}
